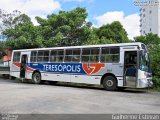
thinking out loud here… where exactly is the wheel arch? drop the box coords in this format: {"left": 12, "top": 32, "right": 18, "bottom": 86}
{"left": 32, "top": 70, "right": 41, "bottom": 78}
{"left": 100, "top": 73, "right": 117, "bottom": 85}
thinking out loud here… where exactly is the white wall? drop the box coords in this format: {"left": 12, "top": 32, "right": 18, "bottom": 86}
{"left": 140, "top": 1, "right": 160, "bottom": 36}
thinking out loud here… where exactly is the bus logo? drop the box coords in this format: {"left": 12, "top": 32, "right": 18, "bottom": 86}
{"left": 82, "top": 63, "right": 105, "bottom": 74}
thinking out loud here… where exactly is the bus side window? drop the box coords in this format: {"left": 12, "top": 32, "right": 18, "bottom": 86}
{"left": 30, "top": 51, "right": 37, "bottom": 62}
{"left": 90, "top": 48, "right": 99, "bottom": 62}
{"left": 57, "top": 50, "right": 64, "bottom": 62}
{"left": 65, "top": 49, "right": 72, "bottom": 62}
{"left": 37, "top": 51, "right": 49, "bottom": 62}
{"left": 64, "top": 49, "right": 81, "bottom": 62}
{"left": 72, "top": 49, "right": 80, "bottom": 62}
{"left": 13, "top": 52, "right": 21, "bottom": 62}
{"left": 50, "top": 50, "right": 57, "bottom": 62}
{"left": 81, "top": 48, "right": 90, "bottom": 62}
{"left": 43, "top": 51, "right": 49, "bottom": 62}
{"left": 101, "top": 47, "right": 110, "bottom": 62}
{"left": 101, "top": 47, "right": 119, "bottom": 63}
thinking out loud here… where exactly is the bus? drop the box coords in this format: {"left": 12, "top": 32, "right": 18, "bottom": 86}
{"left": 10, "top": 42, "right": 153, "bottom": 91}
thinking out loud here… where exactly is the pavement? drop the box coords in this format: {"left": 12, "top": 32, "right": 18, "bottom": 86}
{"left": 0, "top": 78, "right": 160, "bottom": 114}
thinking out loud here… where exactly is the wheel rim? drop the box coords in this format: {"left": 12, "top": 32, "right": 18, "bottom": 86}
{"left": 34, "top": 73, "right": 40, "bottom": 83}
{"left": 106, "top": 80, "right": 114, "bottom": 87}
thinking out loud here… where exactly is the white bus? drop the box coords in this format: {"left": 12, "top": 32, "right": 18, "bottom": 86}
{"left": 10, "top": 42, "right": 153, "bottom": 90}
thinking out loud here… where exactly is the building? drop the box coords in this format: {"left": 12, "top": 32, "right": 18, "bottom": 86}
{"left": 140, "top": 0, "right": 160, "bottom": 36}
{"left": 2, "top": 49, "right": 12, "bottom": 66}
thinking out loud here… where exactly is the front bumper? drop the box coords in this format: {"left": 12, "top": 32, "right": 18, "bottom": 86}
{"left": 138, "top": 79, "right": 153, "bottom": 88}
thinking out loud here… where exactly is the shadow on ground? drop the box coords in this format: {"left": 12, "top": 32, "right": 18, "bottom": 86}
{"left": 0, "top": 77, "right": 149, "bottom": 94}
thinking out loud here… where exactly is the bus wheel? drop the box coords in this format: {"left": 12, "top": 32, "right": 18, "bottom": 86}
{"left": 102, "top": 76, "right": 117, "bottom": 91}
{"left": 32, "top": 72, "right": 41, "bottom": 84}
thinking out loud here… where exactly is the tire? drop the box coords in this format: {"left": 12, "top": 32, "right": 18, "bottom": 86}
{"left": 32, "top": 72, "right": 41, "bottom": 84}
{"left": 102, "top": 76, "right": 117, "bottom": 91}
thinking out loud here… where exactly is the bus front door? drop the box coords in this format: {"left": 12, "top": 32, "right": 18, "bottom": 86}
{"left": 20, "top": 54, "right": 28, "bottom": 78}
{"left": 124, "top": 51, "right": 138, "bottom": 87}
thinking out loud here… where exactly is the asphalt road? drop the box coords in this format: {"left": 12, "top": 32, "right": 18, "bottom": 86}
{"left": 0, "top": 78, "right": 160, "bottom": 114}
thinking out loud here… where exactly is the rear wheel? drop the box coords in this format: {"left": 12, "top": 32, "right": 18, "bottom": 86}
{"left": 32, "top": 72, "right": 41, "bottom": 84}
{"left": 102, "top": 76, "right": 117, "bottom": 91}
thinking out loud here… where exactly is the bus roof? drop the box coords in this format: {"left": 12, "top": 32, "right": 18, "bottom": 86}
{"left": 13, "top": 42, "right": 143, "bottom": 52}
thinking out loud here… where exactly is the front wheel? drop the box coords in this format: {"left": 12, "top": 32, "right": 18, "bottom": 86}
{"left": 32, "top": 72, "right": 41, "bottom": 84}
{"left": 102, "top": 76, "right": 117, "bottom": 91}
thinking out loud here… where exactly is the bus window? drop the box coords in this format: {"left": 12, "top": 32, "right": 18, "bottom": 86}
{"left": 101, "top": 47, "right": 119, "bottom": 63}
{"left": 65, "top": 49, "right": 72, "bottom": 62}
{"left": 82, "top": 48, "right": 99, "bottom": 62}
{"left": 72, "top": 49, "right": 80, "bottom": 62}
{"left": 30, "top": 51, "right": 37, "bottom": 62}
{"left": 50, "top": 50, "right": 57, "bottom": 62}
{"left": 65, "top": 49, "right": 81, "bottom": 62}
{"left": 56, "top": 50, "right": 64, "bottom": 62}
{"left": 90, "top": 48, "right": 99, "bottom": 62}
{"left": 37, "top": 50, "right": 49, "bottom": 62}
{"left": 43, "top": 51, "right": 49, "bottom": 62}
{"left": 110, "top": 47, "right": 120, "bottom": 62}
{"left": 13, "top": 52, "right": 21, "bottom": 62}
{"left": 81, "top": 48, "right": 90, "bottom": 62}
{"left": 101, "top": 47, "right": 110, "bottom": 62}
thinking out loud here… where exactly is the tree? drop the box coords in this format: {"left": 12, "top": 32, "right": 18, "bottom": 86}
{"left": 3, "top": 14, "right": 43, "bottom": 49}
{"left": 0, "top": 9, "right": 21, "bottom": 31}
{"left": 0, "top": 41, "right": 7, "bottom": 59}
{"left": 36, "top": 7, "right": 92, "bottom": 47}
{"left": 2, "top": 7, "right": 131, "bottom": 50}
{"left": 85, "top": 21, "right": 130, "bottom": 45}
{"left": 96, "top": 21, "right": 130, "bottom": 43}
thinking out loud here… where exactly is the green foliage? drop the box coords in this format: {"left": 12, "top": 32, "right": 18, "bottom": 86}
{"left": 2, "top": 7, "right": 132, "bottom": 50}
{"left": 36, "top": 7, "right": 92, "bottom": 47}
{"left": 134, "top": 33, "right": 160, "bottom": 76}
{"left": 96, "top": 21, "right": 130, "bottom": 43}
{"left": 152, "top": 76, "right": 160, "bottom": 88}
{"left": 45, "top": 32, "right": 64, "bottom": 47}
{"left": 0, "top": 42, "right": 7, "bottom": 59}
{"left": 85, "top": 21, "right": 130, "bottom": 45}
{"left": 4, "top": 21, "right": 43, "bottom": 49}
{"left": 150, "top": 45, "right": 160, "bottom": 76}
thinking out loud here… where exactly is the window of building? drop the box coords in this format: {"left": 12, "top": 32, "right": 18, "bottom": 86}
{"left": 150, "top": 28, "right": 152, "bottom": 32}
{"left": 13, "top": 52, "right": 21, "bottom": 62}
{"left": 149, "top": 10, "right": 152, "bottom": 14}
{"left": 143, "top": 31, "right": 146, "bottom": 34}
{"left": 81, "top": 48, "right": 99, "bottom": 62}
{"left": 30, "top": 51, "right": 37, "bottom": 62}
{"left": 101, "top": 47, "right": 120, "bottom": 63}
{"left": 37, "top": 50, "right": 49, "bottom": 62}
{"left": 143, "top": 14, "right": 145, "bottom": 17}
{"left": 143, "top": 8, "right": 145, "bottom": 12}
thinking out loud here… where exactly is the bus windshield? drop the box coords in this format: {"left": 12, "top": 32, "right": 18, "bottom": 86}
{"left": 139, "top": 50, "right": 150, "bottom": 72}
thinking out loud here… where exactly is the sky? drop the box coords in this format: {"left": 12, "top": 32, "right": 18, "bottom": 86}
{"left": 0, "top": 0, "right": 142, "bottom": 39}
